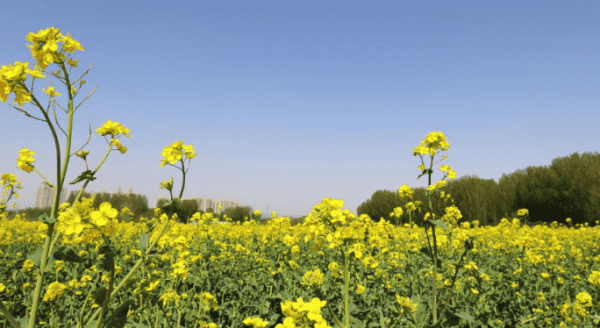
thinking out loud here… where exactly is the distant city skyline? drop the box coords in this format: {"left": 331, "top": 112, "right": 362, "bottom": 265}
{"left": 31, "top": 183, "right": 268, "bottom": 216}
{"left": 35, "top": 183, "right": 69, "bottom": 209}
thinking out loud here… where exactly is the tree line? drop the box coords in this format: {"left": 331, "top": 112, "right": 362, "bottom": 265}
{"left": 4, "top": 151, "right": 599, "bottom": 227}
{"left": 356, "top": 151, "right": 600, "bottom": 227}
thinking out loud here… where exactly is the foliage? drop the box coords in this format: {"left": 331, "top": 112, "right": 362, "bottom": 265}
{"left": 356, "top": 190, "right": 405, "bottom": 225}
{"left": 223, "top": 206, "right": 253, "bottom": 224}
{"left": 1, "top": 210, "right": 599, "bottom": 327}
{"left": 64, "top": 190, "right": 150, "bottom": 222}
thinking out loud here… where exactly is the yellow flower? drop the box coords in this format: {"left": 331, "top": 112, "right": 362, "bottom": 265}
{"left": 470, "top": 288, "right": 479, "bottom": 295}
{"left": 195, "top": 292, "right": 219, "bottom": 311}
{"left": 159, "top": 290, "right": 180, "bottom": 307}
{"left": 145, "top": 279, "right": 160, "bottom": 292}
{"left": 54, "top": 260, "right": 65, "bottom": 272}
{"left": 301, "top": 269, "right": 324, "bottom": 288}
{"left": 291, "top": 246, "right": 300, "bottom": 255}
{"left": 23, "top": 259, "right": 35, "bottom": 271}
{"left": 464, "top": 262, "right": 478, "bottom": 270}
{"left": 80, "top": 275, "right": 93, "bottom": 283}
{"left": 243, "top": 317, "right": 269, "bottom": 328}
{"left": 541, "top": 272, "right": 550, "bottom": 278}
{"left": 576, "top": 291, "right": 592, "bottom": 307}
{"left": 396, "top": 295, "right": 418, "bottom": 313}
{"left": 0, "top": 283, "right": 5, "bottom": 293}
{"left": 43, "top": 282, "right": 68, "bottom": 302}
{"left": 328, "top": 262, "right": 339, "bottom": 271}
{"left": 356, "top": 284, "right": 365, "bottom": 294}
{"left": 90, "top": 202, "right": 118, "bottom": 227}
{"left": 588, "top": 271, "right": 600, "bottom": 286}
{"left": 17, "top": 149, "right": 36, "bottom": 173}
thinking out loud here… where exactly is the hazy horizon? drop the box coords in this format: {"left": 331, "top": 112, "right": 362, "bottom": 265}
{"left": 1, "top": 0, "right": 598, "bottom": 218}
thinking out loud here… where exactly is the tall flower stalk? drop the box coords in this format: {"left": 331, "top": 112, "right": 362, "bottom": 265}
{"left": 0, "top": 27, "right": 197, "bottom": 328}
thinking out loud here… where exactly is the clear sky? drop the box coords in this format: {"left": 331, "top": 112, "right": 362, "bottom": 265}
{"left": 0, "top": 0, "right": 598, "bottom": 218}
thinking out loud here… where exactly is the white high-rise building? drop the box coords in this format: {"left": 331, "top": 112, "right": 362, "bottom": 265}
{"left": 154, "top": 195, "right": 244, "bottom": 213}
{"left": 35, "top": 183, "right": 68, "bottom": 209}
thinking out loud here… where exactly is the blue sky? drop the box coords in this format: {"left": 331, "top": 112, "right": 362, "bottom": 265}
{"left": 0, "top": 0, "right": 598, "bottom": 218}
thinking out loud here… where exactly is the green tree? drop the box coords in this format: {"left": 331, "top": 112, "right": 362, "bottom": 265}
{"left": 224, "top": 206, "right": 252, "bottom": 224}
{"left": 178, "top": 199, "right": 200, "bottom": 224}
{"left": 357, "top": 189, "right": 405, "bottom": 224}
{"left": 511, "top": 165, "right": 571, "bottom": 224}
{"left": 548, "top": 151, "right": 600, "bottom": 224}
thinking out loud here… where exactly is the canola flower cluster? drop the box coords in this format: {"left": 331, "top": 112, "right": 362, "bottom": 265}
{"left": 1, "top": 200, "right": 599, "bottom": 327}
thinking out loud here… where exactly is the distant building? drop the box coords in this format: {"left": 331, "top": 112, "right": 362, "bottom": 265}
{"left": 82, "top": 186, "right": 135, "bottom": 197}
{"left": 154, "top": 194, "right": 244, "bottom": 213}
{"left": 35, "top": 183, "right": 68, "bottom": 209}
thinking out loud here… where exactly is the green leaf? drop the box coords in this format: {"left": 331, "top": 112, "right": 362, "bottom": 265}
{"left": 453, "top": 311, "right": 475, "bottom": 323}
{"left": 138, "top": 232, "right": 149, "bottom": 255}
{"left": 464, "top": 238, "right": 474, "bottom": 251}
{"left": 349, "top": 315, "right": 365, "bottom": 328}
{"left": 38, "top": 213, "right": 57, "bottom": 224}
{"left": 440, "top": 309, "right": 461, "bottom": 327}
{"left": 98, "top": 245, "right": 114, "bottom": 272}
{"left": 84, "top": 320, "right": 98, "bottom": 328}
{"left": 27, "top": 247, "right": 43, "bottom": 268}
{"left": 103, "top": 299, "right": 134, "bottom": 328}
{"left": 427, "top": 219, "right": 450, "bottom": 231}
{"left": 69, "top": 170, "right": 97, "bottom": 185}
{"left": 419, "top": 246, "right": 433, "bottom": 260}
{"left": 16, "top": 317, "right": 29, "bottom": 328}
{"left": 413, "top": 294, "right": 428, "bottom": 326}
{"left": 53, "top": 245, "right": 84, "bottom": 263}
{"left": 44, "top": 253, "right": 56, "bottom": 273}
{"left": 92, "top": 287, "right": 108, "bottom": 306}
{"left": 377, "top": 306, "right": 387, "bottom": 328}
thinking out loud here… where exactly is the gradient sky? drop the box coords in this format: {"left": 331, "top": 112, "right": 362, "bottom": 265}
{"left": 0, "top": 0, "right": 598, "bottom": 218}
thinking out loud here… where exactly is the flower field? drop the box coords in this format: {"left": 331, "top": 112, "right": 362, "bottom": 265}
{"left": 1, "top": 204, "right": 599, "bottom": 328}
{"left": 0, "top": 26, "right": 597, "bottom": 326}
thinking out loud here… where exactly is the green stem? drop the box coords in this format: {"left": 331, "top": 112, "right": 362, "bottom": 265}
{"left": 426, "top": 169, "right": 438, "bottom": 324}
{"left": 84, "top": 217, "right": 173, "bottom": 327}
{"left": 45, "top": 128, "right": 122, "bottom": 260}
{"left": 155, "top": 304, "right": 159, "bottom": 328}
{"left": 75, "top": 289, "right": 94, "bottom": 328}
{"left": 21, "top": 66, "right": 74, "bottom": 328}
{"left": 0, "top": 302, "right": 20, "bottom": 328}
{"left": 431, "top": 224, "right": 438, "bottom": 323}
{"left": 343, "top": 248, "right": 350, "bottom": 328}
{"left": 95, "top": 241, "right": 115, "bottom": 328}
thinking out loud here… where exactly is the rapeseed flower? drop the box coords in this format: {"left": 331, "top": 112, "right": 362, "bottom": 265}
{"left": 301, "top": 269, "right": 324, "bottom": 288}
{"left": 588, "top": 271, "right": 600, "bottom": 286}
{"left": 356, "top": 284, "right": 365, "bottom": 294}
{"left": 396, "top": 295, "right": 418, "bottom": 314}
{"left": 159, "top": 289, "right": 180, "bottom": 307}
{"left": 576, "top": 291, "right": 592, "bottom": 308}
{"left": 43, "top": 282, "right": 68, "bottom": 301}
{"left": 23, "top": 259, "right": 35, "bottom": 272}
{"left": 243, "top": 317, "right": 269, "bottom": 328}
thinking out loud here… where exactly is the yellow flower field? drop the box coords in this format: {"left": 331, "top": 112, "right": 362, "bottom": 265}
{"left": 1, "top": 206, "right": 599, "bottom": 327}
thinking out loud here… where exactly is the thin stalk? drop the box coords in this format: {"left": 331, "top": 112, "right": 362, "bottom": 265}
{"left": 84, "top": 217, "right": 173, "bottom": 326}
{"left": 26, "top": 65, "right": 76, "bottom": 328}
{"left": 0, "top": 302, "right": 19, "bottom": 328}
{"left": 343, "top": 249, "right": 350, "bottom": 328}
